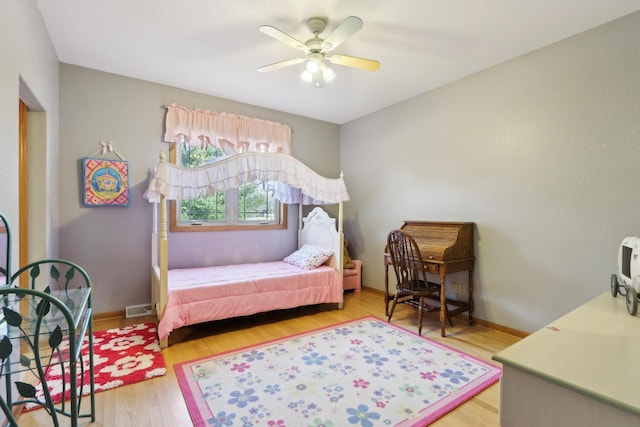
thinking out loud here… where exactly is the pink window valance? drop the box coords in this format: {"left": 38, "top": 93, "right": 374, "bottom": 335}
{"left": 163, "top": 103, "right": 292, "bottom": 155}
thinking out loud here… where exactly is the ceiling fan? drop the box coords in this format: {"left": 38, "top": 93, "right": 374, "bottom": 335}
{"left": 258, "top": 16, "right": 380, "bottom": 87}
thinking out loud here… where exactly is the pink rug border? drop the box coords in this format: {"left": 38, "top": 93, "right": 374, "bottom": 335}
{"left": 174, "top": 316, "right": 502, "bottom": 427}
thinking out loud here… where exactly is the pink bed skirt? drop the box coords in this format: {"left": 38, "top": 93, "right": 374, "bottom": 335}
{"left": 158, "top": 261, "right": 343, "bottom": 340}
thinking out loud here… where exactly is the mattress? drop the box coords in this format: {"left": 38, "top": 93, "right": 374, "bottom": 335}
{"left": 158, "top": 261, "right": 343, "bottom": 340}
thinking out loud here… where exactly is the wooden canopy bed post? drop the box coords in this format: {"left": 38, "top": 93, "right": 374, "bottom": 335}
{"left": 157, "top": 193, "right": 169, "bottom": 348}
{"left": 150, "top": 152, "right": 169, "bottom": 348}
{"left": 338, "top": 199, "right": 345, "bottom": 308}
{"left": 338, "top": 175, "right": 344, "bottom": 278}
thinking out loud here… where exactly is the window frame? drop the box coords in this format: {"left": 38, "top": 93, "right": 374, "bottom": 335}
{"left": 168, "top": 143, "right": 287, "bottom": 232}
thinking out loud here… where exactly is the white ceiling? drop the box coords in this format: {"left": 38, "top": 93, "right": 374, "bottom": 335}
{"left": 36, "top": 0, "right": 640, "bottom": 124}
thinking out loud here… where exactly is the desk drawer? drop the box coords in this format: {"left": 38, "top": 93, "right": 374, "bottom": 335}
{"left": 426, "top": 263, "right": 440, "bottom": 274}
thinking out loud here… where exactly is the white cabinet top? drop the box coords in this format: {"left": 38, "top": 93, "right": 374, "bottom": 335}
{"left": 493, "top": 292, "right": 640, "bottom": 416}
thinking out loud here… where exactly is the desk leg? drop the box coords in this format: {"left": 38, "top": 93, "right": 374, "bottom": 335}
{"left": 440, "top": 274, "right": 447, "bottom": 337}
{"left": 384, "top": 263, "right": 390, "bottom": 316}
{"left": 468, "top": 269, "right": 474, "bottom": 325}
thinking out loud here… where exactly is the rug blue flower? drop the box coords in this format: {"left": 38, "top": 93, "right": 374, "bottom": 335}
{"left": 175, "top": 316, "right": 501, "bottom": 427}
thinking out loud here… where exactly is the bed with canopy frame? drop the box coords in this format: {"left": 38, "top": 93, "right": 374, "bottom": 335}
{"left": 144, "top": 150, "right": 350, "bottom": 347}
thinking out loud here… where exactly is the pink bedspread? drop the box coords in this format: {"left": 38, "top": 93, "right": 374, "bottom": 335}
{"left": 158, "top": 261, "right": 343, "bottom": 340}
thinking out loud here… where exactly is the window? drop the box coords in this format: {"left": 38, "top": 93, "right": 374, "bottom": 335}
{"left": 169, "top": 143, "right": 286, "bottom": 232}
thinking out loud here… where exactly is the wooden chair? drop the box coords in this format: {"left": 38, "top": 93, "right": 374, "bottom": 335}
{"left": 0, "top": 212, "right": 10, "bottom": 284}
{"left": 386, "top": 229, "right": 451, "bottom": 336}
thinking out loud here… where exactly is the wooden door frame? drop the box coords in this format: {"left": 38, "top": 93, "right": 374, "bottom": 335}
{"left": 19, "top": 99, "right": 28, "bottom": 287}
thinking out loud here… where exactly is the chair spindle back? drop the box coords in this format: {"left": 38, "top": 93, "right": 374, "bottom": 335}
{"left": 387, "top": 229, "right": 429, "bottom": 291}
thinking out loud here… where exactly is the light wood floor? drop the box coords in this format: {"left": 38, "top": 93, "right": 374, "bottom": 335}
{"left": 17, "top": 289, "right": 520, "bottom": 426}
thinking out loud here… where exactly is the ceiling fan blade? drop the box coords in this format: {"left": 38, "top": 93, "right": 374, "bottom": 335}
{"left": 328, "top": 55, "right": 380, "bottom": 71}
{"left": 259, "top": 25, "right": 309, "bottom": 53}
{"left": 258, "top": 57, "right": 307, "bottom": 72}
{"left": 321, "top": 16, "right": 363, "bottom": 51}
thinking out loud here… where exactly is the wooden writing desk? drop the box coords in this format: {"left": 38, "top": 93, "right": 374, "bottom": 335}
{"left": 384, "top": 221, "right": 475, "bottom": 336}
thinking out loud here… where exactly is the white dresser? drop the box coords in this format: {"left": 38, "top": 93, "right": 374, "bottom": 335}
{"left": 493, "top": 292, "right": 640, "bottom": 427}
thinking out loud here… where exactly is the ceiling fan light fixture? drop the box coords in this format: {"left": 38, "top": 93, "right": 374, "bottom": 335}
{"left": 259, "top": 15, "right": 379, "bottom": 87}
{"left": 322, "top": 64, "right": 335, "bottom": 82}
{"left": 301, "top": 70, "right": 313, "bottom": 83}
{"left": 301, "top": 63, "right": 335, "bottom": 87}
{"left": 306, "top": 52, "right": 324, "bottom": 73}
{"left": 312, "top": 71, "right": 325, "bottom": 88}
{"left": 306, "top": 60, "right": 320, "bottom": 73}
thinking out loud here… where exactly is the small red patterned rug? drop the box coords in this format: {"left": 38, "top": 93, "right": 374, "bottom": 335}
{"left": 26, "top": 322, "right": 166, "bottom": 410}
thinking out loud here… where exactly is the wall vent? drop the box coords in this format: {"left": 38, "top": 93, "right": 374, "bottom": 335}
{"left": 125, "top": 303, "right": 153, "bottom": 318}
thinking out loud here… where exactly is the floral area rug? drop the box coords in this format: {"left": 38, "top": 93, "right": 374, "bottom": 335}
{"left": 175, "top": 316, "right": 501, "bottom": 427}
{"left": 26, "top": 322, "right": 166, "bottom": 410}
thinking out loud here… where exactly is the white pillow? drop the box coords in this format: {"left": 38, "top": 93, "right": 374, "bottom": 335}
{"left": 283, "top": 245, "right": 333, "bottom": 270}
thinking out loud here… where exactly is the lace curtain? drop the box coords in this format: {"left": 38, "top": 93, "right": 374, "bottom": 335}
{"left": 163, "top": 103, "right": 292, "bottom": 155}
{"left": 144, "top": 152, "right": 349, "bottom": 205}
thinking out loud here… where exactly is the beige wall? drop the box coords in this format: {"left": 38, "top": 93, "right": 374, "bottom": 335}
{"left": 0, "top": 1, "right": 59, "bottom": 422}
{"left": 340, "top": 11, "right": 640, "bottom": 333}
{"left": 0, "top": 0, "right": 59, "bottom": 273}
{"left": 58, "top": 64, "right": 340, "bottom": 313}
